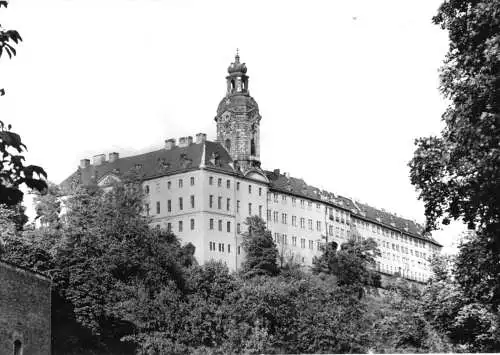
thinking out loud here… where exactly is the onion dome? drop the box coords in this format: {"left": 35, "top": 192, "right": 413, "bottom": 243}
{"left": 227, "top": 51, "right": 247, "bottom": 74}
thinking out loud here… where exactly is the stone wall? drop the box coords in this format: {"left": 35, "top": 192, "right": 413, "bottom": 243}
{"left": 0, "top": 261, "right": 51, "bottom": 355}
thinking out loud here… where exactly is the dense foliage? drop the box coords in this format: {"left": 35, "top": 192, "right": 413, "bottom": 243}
{"left": 409, "top": 0, "right": 499, "bottom": 238}
{"left": 408, "top": 1, "right": 499, "bottom": 351}
{"left": 1, "top": 1, "right": 47, "bottom": 206}
{"left": 1, "top": 180, "right": 455, "bottom": 354}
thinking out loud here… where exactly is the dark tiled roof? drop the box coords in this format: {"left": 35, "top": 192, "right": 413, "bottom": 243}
{"left": 60, "top": 141, "right": 236, "bottom": 192}
{"left": 265, "top": 170, "right": 441, "bottom": 247}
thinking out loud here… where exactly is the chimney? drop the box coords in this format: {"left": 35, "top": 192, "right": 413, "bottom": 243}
{"left": 93, "top": 154, "right": 106, "bottom": 166}
{"left": 109, "top": 152, "right": 119, "bottom": 163}
{"left": 273, "top": 168, "right": 280, "bottom": 176}
{"left": 80, "top": 159, "right": 90, "bottom": 169}
{"left": 187, "top": 136, "right": 193, "bottom": 145}
{"left": 178, "top": 136, "right": 190, "bottom": 148}
{"left": 195, "top": 133, "right": 207, "bottom": 144}
{"left": 165, "top": 138, "right": 176, "bottom": 150}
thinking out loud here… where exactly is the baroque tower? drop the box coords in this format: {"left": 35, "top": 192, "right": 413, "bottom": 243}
{"left": 215, "top": 52, "right": 261, "bottom": 172}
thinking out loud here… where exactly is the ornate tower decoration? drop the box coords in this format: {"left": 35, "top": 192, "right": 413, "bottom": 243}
{"left": 215, "top": 50, "right": 262, "bottom": 172}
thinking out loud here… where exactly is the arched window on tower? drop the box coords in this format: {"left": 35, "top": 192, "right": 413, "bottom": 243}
{"left": 250, "top": 138, "right": 256, "bottom": 156}
{"left": 14, "top": 340, "right": 22, "bottom": 355}
{"left": 225, "top": 139, "right": 231, "bottom": 152}
{"left": 230, "top": 80, "right": 235, "bottom": 91}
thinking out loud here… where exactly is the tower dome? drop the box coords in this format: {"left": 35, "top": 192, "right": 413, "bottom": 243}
{"left": 227, "top": 52, "right": 247, "bottom": 74}
{"left": 214, "top": 52, "right": 262, "bottom": 171}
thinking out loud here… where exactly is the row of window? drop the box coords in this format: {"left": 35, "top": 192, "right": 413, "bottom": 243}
{"left": 272, "top": 233, "right": 323, "bottom": 251}
{"left": 158, "top": 218, "right": 196, "bottom": 233}
{"left": 145, "top": 195, "right": 196, "bottom": 215}
{"left": 145, "top": 177, "right": 196, "bottom": 194}
{"left": 355, "top": 219, "right": 431, "bottom": 250}
{"left": 209, "top": 176, "right": 263, "bottom": 196}
{"left": 377, "top": 263, "right": 428, "bottom": 282}
{"left": 209, "top": 241, "right": 242, "bottom": 255}
{"left": 209, "top": 196, "right": 263, "bottom": 217}
{"left": 379, "top": 240, "right": 428, "bottom": 259}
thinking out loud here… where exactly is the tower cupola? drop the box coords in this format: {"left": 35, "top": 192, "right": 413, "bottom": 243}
{"left": 225, "top": 50, "right": 249, "bottom": 95}
{"left": 215, "top": 51, "right": 262, "bottom": 172}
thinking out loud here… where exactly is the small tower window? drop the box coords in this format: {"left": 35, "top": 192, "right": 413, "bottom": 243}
{"left": 250, "top": 138, "right": 256, "bottom": 156}
{"left": 225, "top": 139, "right": 231, "bottom": 152}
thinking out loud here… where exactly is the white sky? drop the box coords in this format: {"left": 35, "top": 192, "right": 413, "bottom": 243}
{"left": 1, "top": 0, "right": 464, "bottom": 252}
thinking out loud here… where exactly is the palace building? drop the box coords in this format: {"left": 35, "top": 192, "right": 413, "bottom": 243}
{"left": 61, "top": 53, "right": 442, "bottom": 282}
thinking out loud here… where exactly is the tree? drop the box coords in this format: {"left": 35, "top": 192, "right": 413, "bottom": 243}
{"left": 1, "top": 1, "right": 47, "bottom": 206}
{"left": 240, "top": 216, "right": 279, "bottom": 277}
{"left": 313, "top": 237, "right": 381, "bottom": 296}
{"left": 34, "top": 182, "right": 63, "bottom": 229}
{"left": 421, "top": 252, "right": 500, "bottom": 352}
{"left": 408, "top": 0, "right": 499, "bottom": 241}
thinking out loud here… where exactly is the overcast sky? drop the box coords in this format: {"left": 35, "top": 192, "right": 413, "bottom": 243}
{"left": 1, "top": 0, "right": 465, "bottom": 252}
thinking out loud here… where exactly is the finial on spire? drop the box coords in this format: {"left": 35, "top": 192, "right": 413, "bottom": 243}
{"left": 235, "top": 48, "right": 240, "bottom": 63}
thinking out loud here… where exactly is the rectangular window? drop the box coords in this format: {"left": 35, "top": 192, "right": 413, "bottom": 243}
{"left": 227, "top": 179, "right": 231, "bottom": 189}
{"left": 227, "top": 198, "right": 230, "bottom": 211}
{"left": 167, "top": 222, "right": 171, "bottom": 232}
{"left": 308, "top": 219, "right": 313, "bottom": 230}
{"left": 309, "top": 240, "right": 313, "bottom": 249}
{"left": 209, "top": 195, "right": 214, "bottom": 208}
{"left": 282, "top": 195, "right": 286, "bottom": 202}
{"left": 179, "top": 197, "right": 183, "bottom": 211}
{"left": 167, "top": 181, "right": 171, "bottom": 189}
{"left": 282, "top": 213, "right": 287, "bottom": 224}
{"left": 237, "top": 223, "right": 241, "bottom": 233}
{"left": 316, "top": 221, "right": 321, "bottom": 231}
{"left": 283, "top": 234, "right": 288, "bottom": 245}
{"left": 145, "top": 203, "right": 150, "bottom": 216}
{"left": 238, "top": 246, "right": 241, "bottom": 255}
{"left": 190, "top": 218, "right": 195, "bottom": 230}
{"left": 248, "top": 203, "right": 252, "bottom": 216}
{"left": 209, "top": 218, "right": 214, "bottom": 230}
{"left": 178, "top": 179, "right": 183, "bottom": 188}
{"left": 228, "top": 244, "right": 231, "bottom": 253}
{"left": 227, "top": 221, "right": 231, "bottom": 233}
{"left": 300, "top": 199, "right": 305, "bottom": 208}
{"left": 292, "top": 197, "right": 296, "bottom": 206}
{"left": 259, "top": 205, "right": 262, "bottom": 218}
{"left": 259, "top": 187, "right": 262, "bottom": 196}
{"left": 248, "top": 184, "right": 252, "bottom": 194}
{"left": 300, "top": 218, "right": 305, "bottom": 229}
{"left": 209, "top": 176, "right": 214, "bottom": 185}
{"left": 274, "top": 211, "right": 279, "bottom": 223}
{"left": 237, "top": 182, "right": 240, "bottom": 190}
{"left": 237, "top": 200, "right": 240, "bottom": 213}
{"left": 218, "top": 220, "right": 222, "bottom": 231}
{"left": 144, "top": 185, "right": 150, "bottom": 194}
{"left": 218, "top": 196, "right": 222, "bottom": 209}
{"left": 292, "top": 236, "right": 297, "bottom": 246}
{"left": 301, "top": 238, "right": 305, "bottom": 248}
{"left": 267, "top": 209, "right": 271, "bottom": 221}
{"left": 292, "top": 216, "right": 297, "bottom": 226}
{"left": 156, "top": 201, "right": 160, "bottom": 214}
{"left": 329, "top": 225, "right": 333, "bottom": 236}
{"left": 209, "top": 241, "right": 213, "bottom": 251}
{"left": 218, "top": 178, "right": 222, "bottom": 187}
{"left": 167, "top": 199, "right": 172, "bottom": 212}
{"left": 190, "top": 195, "right": 195, "bottom": 209}
{"left": 190, "top": 177, "right": 195, "bottom": 186}
{"left": 273, "top": 193, "right": 278, "bottom": 202}
{"left": 178, "top": 220, "right": 183, "bottom": 232}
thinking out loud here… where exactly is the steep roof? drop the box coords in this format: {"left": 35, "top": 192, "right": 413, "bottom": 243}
{"left": 60, "top": 141, "right": 237, "bottom": 192}
{"left": 265, "top": 170, "right": 441, "bottom": 247}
